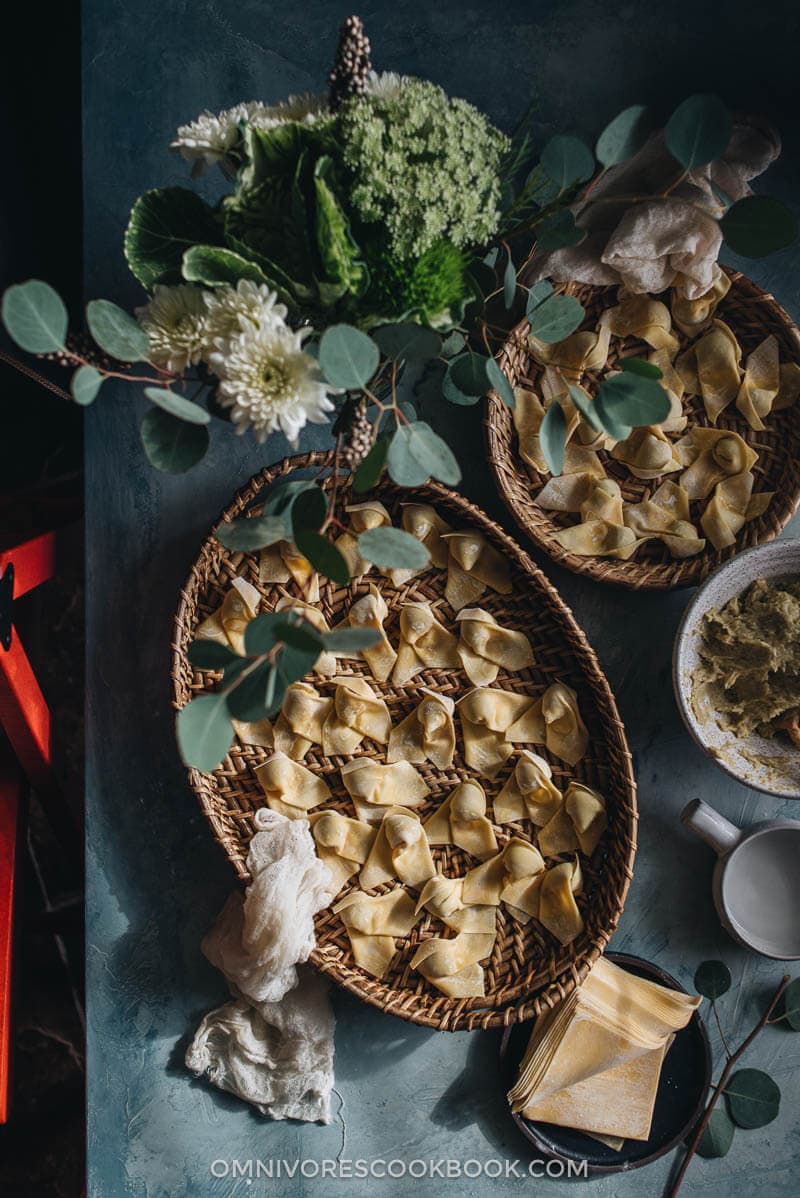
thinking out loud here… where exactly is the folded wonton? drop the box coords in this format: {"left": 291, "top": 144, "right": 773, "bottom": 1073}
{"left": 442, "top": 532, "right": 512, "bottom": 612}
{"left": 528, "top": 324, "right": 612, "bottom": 381}
{"left": 410, "top": 931, "right": 496, "bottom": 997}
{"left": 196, "top": 577, "right": 261, "bottom": 655}
{"left": 462, "top": 838, "right": 545, "bottom": 906}
{"left": 457, "top": 687, "right": 545, "bottom": 778}
{"left": 554, "top": 519, "right": 639, "bottom": 560}
{"left": 670, "top": 271, "right": 731, "bottom": 337}
{"left": 333, "top": 501, "right": 392, "bottom": 579}
{"left": 274, "top": 596, "right": 337, "bottom": 676}
{"left": 537, "top": 858, "right": 584, "bottom": 945}
{"left": 310, "top": 809, "right": 376, "bottom": 894}
{"left": 541, "top": 683, "right": 589, "bottom": 766}
{"left": 259, "top": 541, "right": 319, "bottom": 603}
{"left": 342, "top": 585, "right": 397, "bottom": 682}
{"left": 538, "top": 782, "right": 607, "bottom": 858}
{"left": 386, "top": 690, "right": 456, "bottom": 770}
{"left": 415, "top": 875, "right": 497, "bottom": 934}
{"left": 599, "top": 293, "right": 679, "bottom": 357}
{"left": 273, "top": 681, "right": 332, "bottom": 760}
{"left": 322, "top": 676, "right": 392, "bottom": 756}
{"left": 611, "top": 425, "right": 682, "bottom": 479}
{"left": 392, "top": 603, "right": 459, "bottom": 685}
{"left": 254, "top": 751, "right": 331, "bottom": 820}
{"left": 334, "top": 888, "right": 420, "bottom": 978}
{"left": 623, "top": 480, "right": 705, "bottom": 559}
{"left": 455, "top": 607, "right": 535, "bottom": 686}
{"left": 701, "top": 472, "right": 774, "bottom": 550}
{"left": 676, "top": 428, "right": 758, "bottom": 501}
{"left": 339, "top": 757, "right": 430, "bottom": 823}
{"left": 494, "top": 751, "right": 563, "bottom": 826}
{"left": 676, "top": 319, "right": 742, "bottom": 423}
{"left": 400, "top": 503, "right": 452, "bottom": 569}
{"left": 423, "top": 781, "right": 498, "bottom": 859}
{"left": 360, "top": 806, "right": 436, "bottom": 891}
{"left": 735, "top": 335, "right": 780, "bottom": 431}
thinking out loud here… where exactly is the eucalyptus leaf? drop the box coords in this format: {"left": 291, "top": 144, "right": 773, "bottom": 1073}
{"left": 2, "top": 279, "right": 68, "bottom": 353}
{"left": 353, "top": 437, "right": 388, "bottom": 492}
{"left": 483, "top": 247, "right": 499, "bottom": 269}
{"left": 322, "top": 627, "right": 382, "bottom": 652}
{"left": 567, "top": 384, "right": 602, "bottom": 431}
{"left": 144, "top": 386, "right": 211, "bottom": 425}
{"left": 294, "top": 530, "right": 350, "bottom": 585}
{"left": 273, "top": 641, "right": 320, "bottom": 696}
{"left": 386, "top": 422, "right": 461, "bottom": 487}
{"left": 188, "top": 640, "right": 238, "bottom": 670}
{"left": 225, "top": 661, "right": 274, "bottom": 722}
{"left": 290, "top": 484, "right": 327, "bottom": 535}
{"left": 86, "top": 299, "right": 150, "bottom": 362}
{"left": 725, "top": 1069, "right": 780, "bottom": 1129}
{"left": 357, "top": 526, "right": 431, "bottom": 570}
{"left": 182, "top": 245, "right": 268, "bottom": 287}
{"left": 540, "top": 134, "right": 595, "bottom": 190}
{"left": 782, "top": 977, "right": 800, "bottom": 1031}
{"left": 696, "top": 1108, "right": 735, "bottom": 1159}
{"left": 215, "top": 514, "right": 286, "bottom": 552}
{"left": 124, "top": 187, "right": 222, "bottom": 289}
{"left": 71, "top": 365, "right": 103, "bottom": 406}
{"left": 503, "top": 249, "right": 517, "bottom": 310}
{"left": 373, "top": 323, "right": 441, "bottom": 362}
{"left": 620, "top": 357, "right": 663, "bottom": 380}
{"left": 694, "top": 960, "right": 732, "bottom": 1000}
{"left": 445, "top": 352, "right": 490, "bottom": 400}
{"left": 528, "top": 294, "right": 585, "bottom": 343}
{"left": 594, "top": 371, "right": 671, "bottom": 438}
{"left": 664, "top": 94, "right": 731, "bottom": 171}
{"left": 319, "top": 324, "right": 379, "bottom": 389}
{"left": 176, "top": 694, "right": 234, "bottom": 772}
{"left": 441, "top": 330, "right": 466, "bottom": 358}
{"left": 486, "top": 358, "right": 516, "bottom": 409}
{"left": 595, "top": 104, "right": 650, "bottom": 167}
{"left": 535, "top": 210, "right": 587, "bottom": 251}
{"left": 540, "top": 401, "right": 567, "bottom": 475}
{"left": 140, "top": 407, "right": 209, "bottom": 473}
{"left": 244, "top": 612, "right": 284, "bottom": 655}
{"left": 526, "top": 279, "right": 554, "bottom": 316}
{"left": 720, "top": 196, "right": 798, "bottom": 258}
{"left": 262, "top": 478, "right": 319, "bottom": 517}
{"left": 273, "top": 619, "right": 325, "bottom": 654}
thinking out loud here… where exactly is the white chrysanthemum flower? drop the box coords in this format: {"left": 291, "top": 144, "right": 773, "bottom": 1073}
{"left": 203, "top": 280, "right": 289, "bottom": 343}
{"left": 363, "top": 71, "right": 409, "bottom": 101}
{"left": 171, "top": 94, "right": 330, "bottom": 171}
{"left": 209, "top": 318, "right": 334, "bottom": 444}
{"left": 136, "top": 285, "right": 208, "bottom": 374}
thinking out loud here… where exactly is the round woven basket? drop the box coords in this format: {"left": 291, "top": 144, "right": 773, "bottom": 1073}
{"left": 485, "top": 269, "right": 800, "bottom": 591}
{"left": 172, "top": 451, "right": 637, "bottom": 1031}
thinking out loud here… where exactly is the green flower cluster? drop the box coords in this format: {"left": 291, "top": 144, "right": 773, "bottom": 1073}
{"left": 340, "top": 79, "right": 509, "bottom": 262}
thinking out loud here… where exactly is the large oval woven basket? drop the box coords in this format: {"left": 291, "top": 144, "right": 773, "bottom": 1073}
{"left": 486, "top": 269, "right": 800, "bottom": 591}
{"left": 172, "top": 452, "right": 637, "bottom": 1030}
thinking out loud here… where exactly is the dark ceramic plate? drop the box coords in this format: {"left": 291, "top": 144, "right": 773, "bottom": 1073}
{"left": 499, "top": 952, "right": 711, "bottom": 1175}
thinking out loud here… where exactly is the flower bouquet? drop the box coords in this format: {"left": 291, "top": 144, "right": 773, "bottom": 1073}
{"left": 1, "top": 16, "right": 795, "bottom": 766}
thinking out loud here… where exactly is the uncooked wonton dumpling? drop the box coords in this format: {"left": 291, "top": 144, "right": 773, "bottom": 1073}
{"left": 387, "top": 690, "right": 456, "bottom": 770}
{"left": 456, "top": 608, "right": 535, "bottom": 686}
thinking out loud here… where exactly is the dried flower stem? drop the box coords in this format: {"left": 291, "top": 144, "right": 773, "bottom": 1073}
{"left": 666, "top": 974, "right": 790, "bottom": 1198}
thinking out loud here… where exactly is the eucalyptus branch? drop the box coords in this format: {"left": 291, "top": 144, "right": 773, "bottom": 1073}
{"left": 667, "top": 975, "right": 790, "bottom": 1198}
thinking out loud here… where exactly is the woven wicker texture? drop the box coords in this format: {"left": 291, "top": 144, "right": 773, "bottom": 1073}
{"left": 172, "top": 452, "right": 637, "bottom": 1030}
{"left": 486, "top": 269, "right": 800, "bottom": 590}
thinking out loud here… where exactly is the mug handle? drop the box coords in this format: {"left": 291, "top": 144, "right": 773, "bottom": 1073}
{"left": 681, "top": 798, "right": 742, "bottom": 857}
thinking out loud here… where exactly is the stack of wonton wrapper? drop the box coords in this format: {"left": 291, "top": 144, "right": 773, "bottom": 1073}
{"left": 508, "top": 957, "right": 700, "bottom": 1147}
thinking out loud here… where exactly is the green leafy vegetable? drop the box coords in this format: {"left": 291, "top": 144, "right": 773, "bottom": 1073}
{"left": 187, "top": 640, "right": 238, "bottom": 670}
{"left": 294, "top": 530, "right": 350, "bottom": 585}
{"left": 124, "top": 188, "right": 222, "bottom": 289}
{"left": 2, "top": 279, "right": 67, "bottom": 353}
{"left": 290, "top": 484, "right": 328, "bottom": 535}
{"left": 725, "top": 1069, "right": 780, "bottom": 1129}
{"left": 215, "top": 514, "right": 287, "bottom": 552}
{"left": 140, "top": 407, "right": 210, "bottom": 473}
{"left": 595, "top": 105, "right": 651, "bottom": 167}
{"left": 528, "top": 294, "right": 585, "bottom": 343}
{"left": 720, "top": 196, "right": 798, "bottom": 258}
{"left": 503, "top": 248, "right": 517, "bottom": 309}
{"left": 535, "top": 210, "right": 587, "bottom": 250}
{"left": 696, "top": 1108, "right": 735, "bottom": 1159}
{"left": 694, "top": 960, "right": 732, "bottom": 1000}
{"left": 318, "top": 324, "right": 379, "bottom": 389}
{"left": 322, "top": 627, "right": 382, "bottom": 652}
{"left": 357, "top": 526, "right": 430, "bottom": 569}
{"left": 486, "top": 358, "right": 516, "bottom": 409}
{"left": 182, "top": 245, "right": 269, "bottom": 287}
{"left": 86, "top": 299, "right": 150, "bottom": 362}
{"left": 620, "top": 357, "right": 663, "bottom": 380}
{"left": 540, "top": 134, "right": 595, "bottom": 190}
{"left": 665, "top": 94, "right": 731, "bottom": 171}
{"left": 386, "top": 422, "right": 461, "bottom": 487}
{"left": 373, "top": 323, "right": 442, "bottom": 362}
{"left": 71, "top": 365, "right": 103, "bottom": 406}
{"left": 176, "top": 694, "right": 234, "bottom": 771}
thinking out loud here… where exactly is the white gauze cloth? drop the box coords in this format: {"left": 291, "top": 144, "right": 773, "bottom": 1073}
{"left": 530, "top": 116, "right": 781, "bottom": 299}
{"left": 186, "top": 808, "right": 336, "bottom": 1122}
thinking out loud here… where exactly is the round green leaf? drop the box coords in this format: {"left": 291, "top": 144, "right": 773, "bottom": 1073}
{"left": 225, "top": 661, "right": 273, "bottom": 722}
{"left": 526, "top": 280, "right": 554, "bottom": 318}
{"left": 372, "top": 323, "right": 442, "bottom": 362}
{"left": 595, "top": 104, "right": 651, "bottom": 167}
{"left": 694, "top": 960, "right": 732, "bottom": 1000}
{"left": 86, "top": 299, "right": 150, "bottom": 362}
{"left": 357, "top": 526, "right": 431, "bottom": 570}
{"left": 540, "top": 135, "right": 595, "bottom": 190}
{"left": 440, "top": 330, "right": 466, "bottom": 358}
{"left": 665, "top": 94, "right": 732, "bottom": 171}
{"left": 124, "top": 187, "right": 222, "bottom": 289}
{"left": 535, "top": 210, "right": 587, "bottom": 251}
{"left": 2, "top": 279, "right": 68, "bottom": 353}
{"left": 318, "top": 324, "right": 379, "bottom": 390}
{"left": 322, "top": 627, "right": 382, "bottom": 653}
{"left": 182, "top": 245, "right": 268, "bottom": 287}
{"left": 273, "top": 619, "right": 325, "bottom": 655}
{"left": 540, "top": 401, "right": 567, "bottom": 476}
{"left": 244, "top": 612, "right": 284, "bottom": 656}
{"left": 696, "top": 1107, "right": 735, "bottom": 1159}
{"left": 140, "top": 407, "right": 210, "bottom": 473}
{"left": 188, "top": 640, "right": 238, "bottom": 670}
{"left": 620, "top": 357, "right": 663, "bottom": 379}
{"left": 353, "top": 438, "right": 389, "bottom": 493}
{"left": 294, "top": 530, "right": 350, "bottom": 585}
{"left": 566, "top": 384, "right": 602, "bottom": 431}
{"left": 725, "top": 1069, "right": 780, "bottom": 1129}
{"left": 781, "top": 977, "right": 800, "bottom": 1030}
{"left": 486, "top": 358, "right": 516, "bottom": 409}
{"left": 447, "top": 352, "right": 490, "bottom": 397}
{"left": 71, "top": 365, "right": 103, "bottom": 406}
{"left": 720, "top": 196, "right": 798, "bottom": 258}
{"left": 386, "top": 422, "right": 461, "bottom": 487}
{"left": 594, "top": 371, "right": 671, "bottom": 438}
{"left": 215, "top": 514, "right": 286, "bottom": 552}
{"left": 176, "top": 694, "right": 234, "bottom": 772}
{"left": 528, "top": 294, "right": 585, "bottom": 344}
{"left": 144, "top": 387, "right": 211, "bottom": 425}
{"left": 290, "top": 484, "right": 327, "bottom": 535}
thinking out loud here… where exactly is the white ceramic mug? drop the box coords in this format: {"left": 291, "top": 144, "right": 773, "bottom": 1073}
{"left": 681, "top": 799, "right": 800, "bottom": 960}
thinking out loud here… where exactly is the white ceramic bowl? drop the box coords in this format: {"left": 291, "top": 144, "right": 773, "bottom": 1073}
{"left": 673, "top": 539, "right": 800, "bottom": 799}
